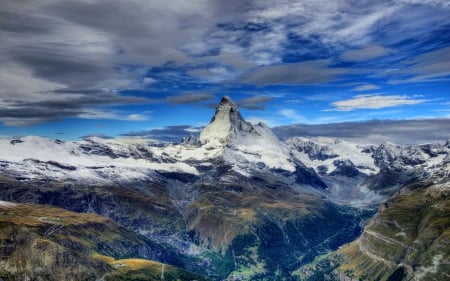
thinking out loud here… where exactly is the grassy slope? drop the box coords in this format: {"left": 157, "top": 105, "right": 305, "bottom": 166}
{"left": 295, "top": 181, "right": 450, "bottom": 281}
{"left": 0, "top": 202, "right": 209, "bottom": 281}
{"left": 94, "top": 254, "right": 209, "bottom": 281}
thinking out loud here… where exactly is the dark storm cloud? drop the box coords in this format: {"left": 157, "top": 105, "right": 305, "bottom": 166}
{"left": 121, "top": 125, "right": 202, "bottom": 142}
{"left": 273, "top": 119, "right": 450, "bottom": 144}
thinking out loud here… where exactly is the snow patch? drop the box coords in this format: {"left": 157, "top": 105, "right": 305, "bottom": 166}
{"left": 0, "top": 201, "right": 17, "bottom": 208}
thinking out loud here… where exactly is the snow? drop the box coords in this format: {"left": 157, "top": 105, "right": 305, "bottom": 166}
{"left": 0, "top": 136, "right": 199, "bottom": 182}
{"left": 289, "top": 137, "right": 379, "bottom": 175}
{"left": 0, "top": 96, "right": 448, "bottom": 202}
{"left": 0, "top": 200, "right": 17, "bottom": 208}
{"left": 178, "top": 96, "right": 295, "bottom": 172}
{"left": 424, "top": 154, "right": 446, "bottom": 168}
{"left": 224, "top": 124, "right": 295, "bottom": 172}
{"left": 199, "top": 96, "right": 235, "bottom": 146}
{"left": 199, "top": 109, "right": 231, "bottom": 147}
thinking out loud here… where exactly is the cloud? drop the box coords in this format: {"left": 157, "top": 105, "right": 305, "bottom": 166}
{"left": 166, "top": 93, "right": 215, "bottom": 104}
{"left": 121, "top": 125, "right": 203, "bottom": 142}
{"left": 126, "top": 114, "right": 149, "bottom": 121}
{"left": 395, "top": 0, "right": 450, "bottom": 8}
{"left": 304, "top": 94, "right": 334, "bottom": 101}
{"left": 330, "top": 94, "right": 427, "bottom": 111}
{"left": 143, "top": 77, "right": 157, "bottom": 85}
{"left": 80, "top": 134, "right": 114, "bottom": 140}
{"left": 1, "top": 0, "right": 449, "bottom": 128}
{"left": 388, "top": 46, "right": 450, "bottom": 84}
{"left": 249, "top": 1, "right": 398, "bottom": 47}
{"left": 200, "top": 52, "right": 255, "bottom": 70}
{"left": 187, "top": 66, "right": 236, "bottom": 83}
{"left": 279, "top": 109, "right": 306, "bottom": 123}
{"left": 351, "top": 84, "right": 381, "bottom": 91}
{"left": 341, "top": 45, "right": 390, "bottom": 62}
{"left": 246, "top": 116, "right": 277, "bottom": 127}
{"left": 273, "top": 118, "right": 450, "bottom": 144}
{"left": 0, "top": 91, "right": 150, "bottom": 126}
{"left": 236, "top": 96, "right": 274, "bottom": 110}
{"left": 240, "top": 60, "right": 348, "bottom": 85}
{"left": 0, "top": 0, "right": 217, "bottom": 126}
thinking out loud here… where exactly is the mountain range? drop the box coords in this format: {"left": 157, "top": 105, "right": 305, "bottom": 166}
{"left": 0, "top": 96, "right": 449, "bottom": 280}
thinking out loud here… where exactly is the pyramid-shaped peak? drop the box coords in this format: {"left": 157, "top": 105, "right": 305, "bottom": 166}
{"left": 217, "top": 96, "right": 238, "bottom": 111}
{"left": 199, "top": 96, "right": 250, "bottom": 146}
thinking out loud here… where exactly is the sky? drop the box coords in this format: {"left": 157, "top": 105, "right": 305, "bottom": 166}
{"left": 1, "top": 0, "right": 450, "bottom": 143}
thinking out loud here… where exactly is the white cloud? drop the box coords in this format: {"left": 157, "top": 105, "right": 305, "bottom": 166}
{"left": 188, "top": 66, "right": 236, "bottom": 83}
{"left": 351, "top": 84, "right": 381, "bottom": 91}
{"left": 143, "top": 77, "right": 157, "bottom": 85}
{"left": 78, "top": 110, "right": 149, "bottom": 121}
{"left": 330, "top": 94, "right": 427, "bottom": 111}
{"left": 184, "top": 127, "right": 202, "bottom": 133}
{"left": 304, "top": 94, "right": 334, "bottom": 101}
{"left": 126, "top": 114, "right": 148, "bottom": 121}
{"left": 279, "top": 109, "right": 306, "bottom": 123}
{"left": 246, "top": 116, "right": 278, "bottom": 127}
{"left": 251, "top": 1, "right": 398, "bottom": 47}
{"left": 332, "top": 7, "right": 398, "bottom": 45}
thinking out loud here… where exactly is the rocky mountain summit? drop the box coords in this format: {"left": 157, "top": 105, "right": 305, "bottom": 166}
{"left": 0, "top": 97, "right": 449, "bottom": 280}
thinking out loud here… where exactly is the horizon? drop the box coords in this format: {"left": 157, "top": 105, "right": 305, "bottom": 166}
{"left": 1, "top": 1, "right": 449, "bottom": 142}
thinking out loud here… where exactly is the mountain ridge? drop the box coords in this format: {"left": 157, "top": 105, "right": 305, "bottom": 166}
{"left": 0, "top": 96, "right": 449, "bottom": 280}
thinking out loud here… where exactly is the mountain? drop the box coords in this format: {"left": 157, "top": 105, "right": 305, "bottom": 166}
{"left": 293, "top": 177, "right": 450, "bottom": 281}
{"left": 0, "top": 96, "right": 449, "bottom": 280}
{"left": 0, "top": 201, "right": 208, "bottom": 281}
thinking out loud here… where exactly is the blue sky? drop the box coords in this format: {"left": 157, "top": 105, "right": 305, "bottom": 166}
{"left": 0, "top": 0, "right": 449, "bottom": 141}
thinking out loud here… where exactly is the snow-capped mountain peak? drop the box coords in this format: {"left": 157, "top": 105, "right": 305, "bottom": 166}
{"left": 196, "top": 96, "right": 295, "bottom": 172}
{"left": 199, "top": 96, "right": 255, "bottom": 147}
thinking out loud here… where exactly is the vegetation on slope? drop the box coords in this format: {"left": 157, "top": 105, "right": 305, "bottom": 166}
{"left": 184, "top": 177, "right": 372, "bottom": 280}
{"left": 92, "top": 254, "right": 209, "bottom": 281}
{"left": 295, "top": 180, "right": 450, "bottom": 281}
{"left": 0, "top": 202, "right": 208, "bottom": 281}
